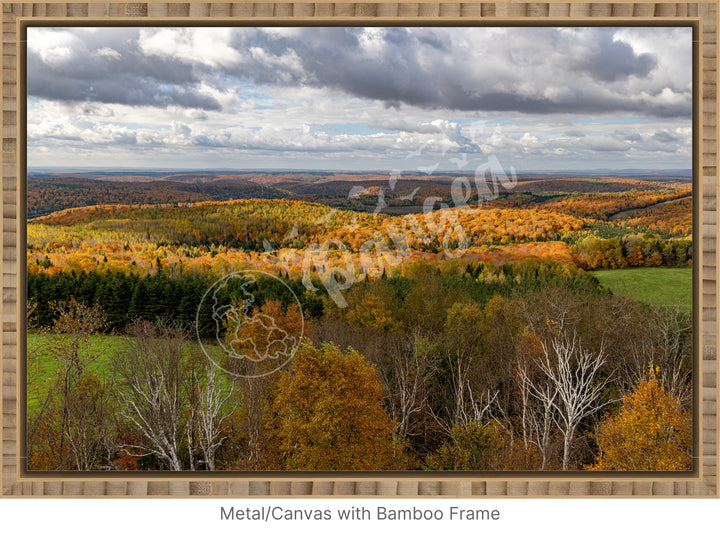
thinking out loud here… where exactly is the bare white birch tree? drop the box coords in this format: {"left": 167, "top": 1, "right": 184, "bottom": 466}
{"left": 114, "top": 320, "right": 188, "bottom": 471}
{"left": 188, "top": 363, "right": 236, "bottom": 471}
{"left": 435, "top": 302, "right": 487, "bottom": 435}
{"left": 430, "top": 342, "right": 491, "bottom": 439}
{"left": 535, "top": 334, "right": 612, "bottom": 470}
{"left": 385, "top": 334, "right": 435, "bottom": 442}
{"left": 516, "top": 360, "right": 558, "bottom": 470}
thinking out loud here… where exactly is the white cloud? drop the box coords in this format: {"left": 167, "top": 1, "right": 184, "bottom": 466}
{"left": 26, "top": 27, "right": 692, "bottom": 170}
{"left": 96, "top": 47, "right": 121, "bottom": 60}
{"left": 139, "top": 27, "right": 243, "bottom": 69}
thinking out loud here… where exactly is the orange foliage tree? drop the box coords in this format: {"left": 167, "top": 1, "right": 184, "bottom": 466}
{"left": 273, "top": 341, "right": 407, "bottom": 470}
{"left": 223, "top": 299, "right": 303, "bottom": 470}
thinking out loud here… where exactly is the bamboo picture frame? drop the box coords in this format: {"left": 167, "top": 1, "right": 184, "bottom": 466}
{"left": 1, "top": 1, "right": 717, "bottom": 497}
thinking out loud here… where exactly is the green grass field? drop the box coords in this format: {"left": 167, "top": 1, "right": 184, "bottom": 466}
{"left": 593, "top": 266, "right": 692, "bottom": 314}
{"left": 27, "top": 333, "right": 228, "bottom": 414}
{"left": 27, "top": 333, "right": 127, "bottom": 413}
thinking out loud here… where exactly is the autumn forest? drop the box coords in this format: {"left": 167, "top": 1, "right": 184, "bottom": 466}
{"left": 26, "top": 170, "right": 693, "bottom": 472}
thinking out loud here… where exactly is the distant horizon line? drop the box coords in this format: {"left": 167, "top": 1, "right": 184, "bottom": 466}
{"left": 27, "top": 166, "right": 693, "bottom": 175}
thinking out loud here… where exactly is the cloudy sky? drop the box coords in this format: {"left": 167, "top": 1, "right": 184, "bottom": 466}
{"left": 27, "top": 26, "right": 692, "bottom": 172}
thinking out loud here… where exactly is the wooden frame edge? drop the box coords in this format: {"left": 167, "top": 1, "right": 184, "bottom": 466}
{"left": 1, "top": 1, "right": 717, "bottom": 497}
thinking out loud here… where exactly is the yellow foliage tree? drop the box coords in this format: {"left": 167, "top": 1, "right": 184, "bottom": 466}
{"left": 424, "top": 421, "right": 506, "bottom": 470}
{"left": 588, "top": 373, "right": 691, "bottom": 471}
{"left": 345, "top": 284, "right": 402, "bottom": 331}
{"left": 273, "top": 341, "right": 406, "bottom": 470}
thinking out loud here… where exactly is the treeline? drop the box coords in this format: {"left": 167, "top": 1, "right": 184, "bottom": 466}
{"left": 27, "top": 259, "right": 594, "bottom": 334}
{"left": 28, "top": 270, "right": 324, "bottom": 335}
{"left": 572, "top": 234, "right": 692, "bottom": 270}
{"left": 27, "top": 259, "right": 692, "bottom": 471}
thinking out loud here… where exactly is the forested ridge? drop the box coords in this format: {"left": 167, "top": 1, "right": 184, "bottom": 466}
{"left": 28, "top": 175, "right": 293, "bottom": 219}
{"left": 28, "top": 191, "right": 691, "bottom": 280}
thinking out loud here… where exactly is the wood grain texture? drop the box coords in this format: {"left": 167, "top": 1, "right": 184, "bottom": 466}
{"left": 1, "top": 1, "right": 717, "bottom": 497}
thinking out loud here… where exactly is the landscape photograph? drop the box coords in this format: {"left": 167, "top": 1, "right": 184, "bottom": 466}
{"left": 25, "top": 26, "right": 693, "bottom": 472}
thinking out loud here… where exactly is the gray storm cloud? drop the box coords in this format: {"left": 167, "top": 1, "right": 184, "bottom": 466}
{"left": 27, "top": 26, "right": 690, "bottom": 118}
{"left": 27, "top": 28, "right": 222, "bottom": 110}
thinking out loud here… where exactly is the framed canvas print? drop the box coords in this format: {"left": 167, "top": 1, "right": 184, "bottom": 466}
{"left": 1, "top": 1, "right": 717, "bottom": 498}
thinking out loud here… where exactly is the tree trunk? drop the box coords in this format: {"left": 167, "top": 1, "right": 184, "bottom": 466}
{"left": 561, "top": 425, "right": 576, "bottom": 471}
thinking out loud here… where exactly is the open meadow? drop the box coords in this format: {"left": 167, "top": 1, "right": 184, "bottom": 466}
{"left": 594, "top": 267, "right": 692, "bottom": 315}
